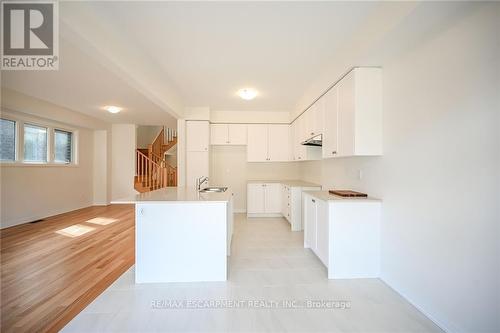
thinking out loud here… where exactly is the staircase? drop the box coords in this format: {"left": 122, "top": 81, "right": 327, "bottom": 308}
{"left": 135, "top": 127, "right": 177, "bottom": 193}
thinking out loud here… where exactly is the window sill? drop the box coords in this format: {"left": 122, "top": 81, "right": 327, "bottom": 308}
{"left": 0, "top": 162, "right": 79, "bottom": 168}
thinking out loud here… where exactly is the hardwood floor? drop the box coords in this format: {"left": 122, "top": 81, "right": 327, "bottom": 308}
{"left": 0, "top": 205, "right": 135, "bottom": 333}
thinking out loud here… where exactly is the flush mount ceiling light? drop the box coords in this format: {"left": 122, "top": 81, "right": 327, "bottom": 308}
{"left": 237, "top": 88, "right": 258, "bottom": 100}
{"left": 104, "top": 105, "right": 122, "bottom": 114}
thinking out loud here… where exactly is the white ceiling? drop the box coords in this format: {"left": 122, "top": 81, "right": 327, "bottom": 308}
{"left": 2, "top": 1, "right": 380, "bottom": 121}
{"left": 1, "top": 37, "right": 177, "bottom": 126}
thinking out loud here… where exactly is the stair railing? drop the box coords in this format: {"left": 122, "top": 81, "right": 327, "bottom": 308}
{"left": 136, "top": 150, "right": 168, "bottom": 190}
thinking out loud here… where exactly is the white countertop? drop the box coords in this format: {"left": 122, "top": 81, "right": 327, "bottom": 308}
{"left": 303, "top": 190, "right": 381, "bottom": 202}
{"left": 112, "top": 186, "right": 232, "bottom": 204}
{"left": 247, "top": 179, "right": 321, "bottom": 188}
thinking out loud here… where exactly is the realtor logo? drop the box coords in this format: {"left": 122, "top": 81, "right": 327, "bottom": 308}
{"left": 1, "top": 0, "right": 59, "bottom": 70}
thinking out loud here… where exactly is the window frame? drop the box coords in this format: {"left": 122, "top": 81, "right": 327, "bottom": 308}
{"left": 0, "top": 111, "right": 79, "bottom": 167}
{"left": 23, "top": 122, "right": 49, "bottom": 164}
{"left": 53, "top": 128, "right": 74, "bottom": 164}
{"left": 0, "top": 117, "right": 18, "bottom": 162}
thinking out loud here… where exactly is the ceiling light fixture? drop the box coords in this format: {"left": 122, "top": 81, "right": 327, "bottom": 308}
{"left": 104, "top": 105, "right": 122, "bottom": 114}
{"left": 237, "top": 88, "right": 258, "bottom": 100}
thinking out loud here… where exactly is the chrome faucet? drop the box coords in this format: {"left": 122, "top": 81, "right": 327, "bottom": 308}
{"left": 196, "top": 176, "right": 209, "bottom": 191}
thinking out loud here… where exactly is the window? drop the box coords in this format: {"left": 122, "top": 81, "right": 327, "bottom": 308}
{"left": 0, "top": 118, "right": 16, "bottom": 161}
{"left": 24, "top": 124, "right": 48, "bottom": 162}
{"left": 54, "top": 129, "right": 73, "bottom": 163}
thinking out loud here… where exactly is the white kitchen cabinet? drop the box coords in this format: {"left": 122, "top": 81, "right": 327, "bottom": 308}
{"left": 186, "top": 121, "right": 209, "bottom": 152}
{"left": 322, "top": 86, "right": 339, "bottom": 158}
{"left": 186, "top": 120, "right": 209, "bottom": 187}
{"left": 268, "top": 124, "right": 290, "bottom": 161}
{"left": 210, "top": 123, "right": 247, "bottom": 145}
{"left": 303, "top": 192, "right": 381, "bottom": 279}
{"left": 247, "top": 124, "right": 290, "bottom": 162}
{"left": 246, "top": 183, "right": 282, "bottom": 216}
{"left": 210, "top": 124, "right": 228, "bottom": 145}
{"left": 247, "top": 183, "right": 265, "bottom": 214}
{"left": 313, "top": 97, "right": 325, "bottom": 137}
{"left": 336, "top": 68, "right": 382, "bottom": 157}
{"left": 229, "top": 124, "right": 247, "bottom": 145}
{"left": 315, "top": 199, "right": 329, "bottom": 265}
{"left": 291, "top": 119, "right": 322, "bottom": 162}
{"left": 247, "top": 125, "right": 269, "bottom": 162}
{"left": 304, "top": 195, "right": 317, "bottom": 250}
{"left": 264, "top": 183, "right": 281, "bottom": 213}
{"left": 281, "top": 184, "right": 288, "bottom": 218}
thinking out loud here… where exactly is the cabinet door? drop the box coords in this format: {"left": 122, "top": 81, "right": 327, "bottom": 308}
{"left": 298, "top": 113, "right": 308, "bottom": 143}
{"left": 305, "top": 105, "right": 316, "bottom": 139}
{"left": 228, "top": 124, "right": 247, "bottom": 145}
{"left": 247, "top": 124, "right": 268, "bottom": 162}
{"left": 186, "top": 121, "right": 209, "bottom": 152}
{"left": 268, "top": 124, "right": 290, "bottom": 162}
{"left": 210, "top": 124, "right": 228, "bottom": 145}
{"left": 315, "top": 199, "right": 329, "bottom": 266}
{"left": 186, "top": 151, "right": 209, "bottom": 187}
{"left": 313, "top": 97, "right": 325, "bottom": 136}
{"left": 322, "top": 87, "right": 339, "bottom": 159}
{"left": 247, "top": 184, "right": 265, "bottom": 213}
{"left": 281, "top": 184, "right": 287, "bottom": 216}
{"left": 264, "top": 183, "right": 282, "bottom": 213}
{"left": 304, "top": 195, "right": 317, "bottom": 249}
{"left": 338, "top": 71, "right": 355, "bottom": 157}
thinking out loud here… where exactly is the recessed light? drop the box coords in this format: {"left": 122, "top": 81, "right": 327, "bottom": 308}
{"left": 237, "top": 88, "right": 258, "bottom": 100}
{"left": 104, "top": 105, "right": 122, "bottom": 114}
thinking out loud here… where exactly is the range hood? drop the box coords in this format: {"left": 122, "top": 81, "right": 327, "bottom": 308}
{"left": 301, "top": 134, "right": 322, "bottom": 147}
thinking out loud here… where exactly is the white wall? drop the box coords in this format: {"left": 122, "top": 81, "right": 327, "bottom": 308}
{"left": 1, "top": 128, "right": 95, "bottom": 228}
{"left": 136, "top": 125, "right": 162, "bottom": 148}
{"left": 111, "top": 124, "right": 137, "bottom": 200}
{"left": 0, "top": 91, "right": 109, "bottom": 228}
{"left": 93, "top": 130, "right": 110, "bottom": 205}
{"left": 299, "top": 3, "right": 499, "bottom": 332}
{"left": 210, "top": 145, "right": 301, "bottom": 212}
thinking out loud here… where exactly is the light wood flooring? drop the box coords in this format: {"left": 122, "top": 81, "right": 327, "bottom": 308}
{"left": 0, "top": 205, "right": 135, "bottom": 333}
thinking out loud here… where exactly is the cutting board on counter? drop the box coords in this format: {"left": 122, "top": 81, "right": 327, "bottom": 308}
{"left": 329, "top": 190, "right": 368, "bottom": 197}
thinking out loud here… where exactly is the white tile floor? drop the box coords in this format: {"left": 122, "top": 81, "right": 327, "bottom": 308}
{"left": 63, "top": 214, "right": 443, "bottom": 332}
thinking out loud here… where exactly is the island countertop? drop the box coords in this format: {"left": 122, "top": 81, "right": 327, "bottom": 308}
{"left": 111, "top": 186, "right": 232, "bottom": 204}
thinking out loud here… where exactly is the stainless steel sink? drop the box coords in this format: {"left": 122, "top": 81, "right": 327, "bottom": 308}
{"left": 199, "top": 186, "right": 228, "bottom": 193}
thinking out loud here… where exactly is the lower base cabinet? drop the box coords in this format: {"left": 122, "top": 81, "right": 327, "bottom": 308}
{"left": 303, "top": 192, "right": 381, "bottom": 279}
{"left": 248, "top": 182, "right": 321, "bottom": 231}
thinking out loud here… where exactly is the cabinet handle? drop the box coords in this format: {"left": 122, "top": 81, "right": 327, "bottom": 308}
{"left": 332, "top": 151, "right": 336, "bottom": 155}
{"left": 311, "top": 199, "right": 315, "bottom": 203}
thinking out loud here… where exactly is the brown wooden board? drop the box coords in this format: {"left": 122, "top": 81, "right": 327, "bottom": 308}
{"left": 329, "top": 190, "right": 368, "bottom": 197}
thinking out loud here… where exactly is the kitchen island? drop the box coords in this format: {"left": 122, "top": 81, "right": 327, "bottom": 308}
{"left": 113, "top": 187, "right": 233, "bottom": 283}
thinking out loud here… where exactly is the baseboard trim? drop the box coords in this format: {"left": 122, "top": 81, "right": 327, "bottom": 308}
{"left": 1, "top": 203, "right": 93, "bottom": 229}
{"left": 379, "top": 277, "right": 453, "bottom": 333}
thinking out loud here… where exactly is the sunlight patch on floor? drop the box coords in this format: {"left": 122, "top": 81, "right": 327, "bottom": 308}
{"left": 86, "top": 217, "right": 119, "bottom": 225}
{"left": 56, "top": 224, "right": 95, "bottom": 238}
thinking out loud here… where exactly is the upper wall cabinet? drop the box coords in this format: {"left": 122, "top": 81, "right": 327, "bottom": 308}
{"left": 336, "top": 68, "right": 382, "bottom": 157}
{"left": 304, "top": 98, "right": 325, "bottom": 140}
{"left": 247, "top": 124, "right": 290, "bottom": 162}
{"left": 210, "top": 124, "right": 247, "bottom": 145}
{"left": 186, "top": 120, "right": 209, "bottom": 152}
{"left": 322, "top": 87, "right": 339, "bottom": 158}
